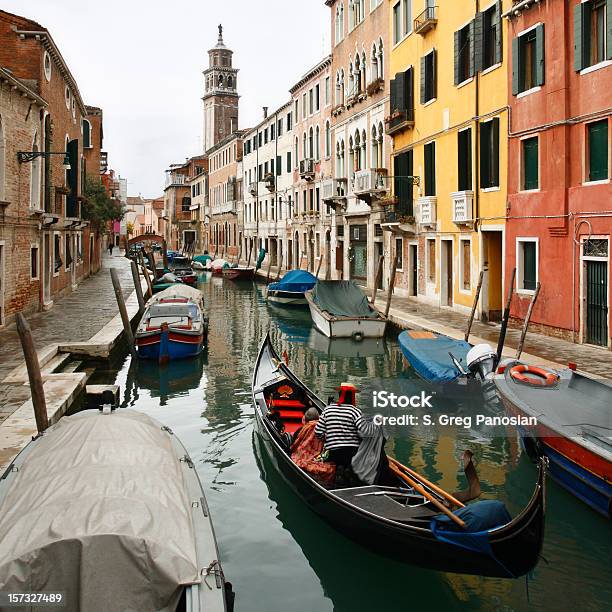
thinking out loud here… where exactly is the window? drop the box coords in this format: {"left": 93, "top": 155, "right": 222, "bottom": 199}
{"left": 30, "top": 134, "right": 41, "bottom": 211}
{"left": 309, "top": 89, "right": 314, "bottom": 115}
{"left": 315, "top": 84, "right": 320, "bottom": 111}
{"left": 65, "top": 86, "right": 70, "bottom": 109}
{"left": 287, "top": 152, "right": 292, "bottom": 173}
{"left": 402, "top": 0, "right": 412, "bottom": 36}
{"left": 54, "top": 234, "right": 62, "bottom": 274}
{"left": 82, "top": 119, "right": 92, "bottom": 148}
{"left": 575, "top": 0, "right": 611, "bottom": 70}
{"left": 395, "top": 238, "right": 403, "bottom": 270}
{"left": 65, "top": 234, "right": 72, "bottom": 271}
{"left": 424, "top": 142, "right": 436, "bottom": 196}
{"left": 393, "top": 3, "right": 401, "bottom": 44}
{"left": 517, "top": 239, "right": 538, "bottom": 292}
{"left": 420, "top": 49, "right": 437, "bottom": 104}
{"left": 287, "top": 112, "right": 292, "bottom": 131}
{"left": 302, "top": 93, "right": 307, "bottom": 119}
{"left": 458, "top": 128, "right": 472, "bottom": 191}
{"left": 481, "top": 2, "right": 502, "bottom": 70}
{"left": 325, "top": 76, "right": 331, "bottom": 105}
{"left": 480, "top": 117, "right": 500, "bottom": 189}
{"left": 271, "top": 124, "right": 275, "bottom": 140}
{"left": 182, "top": 196, "right": 191, "bottom": 212}
{"left": 522, "top": 137, "right": 539, "bottom": 190}
{"left": 277, "top": 119, "right": 283, "bottom": 137}
{"left": 30, "top": 245, "right": 39, "bottom": 280}
{"left": 461, "top": 240, "right": 471, "bottom": 291}
{"left": 43, "top": 51, "right": 52, "bottom": 81}
{"left": 390, "top": 67, "right": 415, "bottom": 121}
{"left": 277, "top": 155, "right": 282, "bottom": 176}
{"left": 512, "top": 25, "right": 544, "bottom": 95}
{"left": 294, "top": 100, "right": 299, "bottom": 123}
{"left": 335, "top": 3, "right": 344, "bottom": 44}
{"left": 315, "top": 126, "right": 321, "bottom": 160}
{"left": 427, "top": 239, "right": 436, "bottom": 283}
{"left": 325, "top": 121, "right": 331, "bottom": 158}
{"left": 587, "top": 119, "right": 609, "bottom": 182}
{"left": 454, "top": 22, "right": 474, "bottom": 85}
{"left": 393, "top": 150, "right": 413, "bottom": 215}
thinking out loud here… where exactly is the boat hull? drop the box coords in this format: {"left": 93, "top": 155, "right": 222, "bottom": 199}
{"left": 267, "top": 289, "right": 308, "bottom": 306}
{"left": 500, "top": 395, "right": 611, "bottom": 518}
{"left": 222, "top": 267, "right": 255, "bottom": 281}
{"left": 136, "top": 330, "right": 204, "bottom": 361}
{"left": 307, "top": 300, "right": 386, "bottom": 338}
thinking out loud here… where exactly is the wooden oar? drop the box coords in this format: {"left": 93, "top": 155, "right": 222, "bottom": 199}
{"left": 388, "top": 456, "right": 465, "bottom": 509}
{"left": 388, "top": 463, "right": 466, "bottom": 530}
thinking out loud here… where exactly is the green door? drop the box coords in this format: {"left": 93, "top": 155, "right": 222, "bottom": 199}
{"left": 349, "top": 224, "right": 368, "bottom": 285}
{"left": 586, "top": 260, "right": 608, "bottom": 346}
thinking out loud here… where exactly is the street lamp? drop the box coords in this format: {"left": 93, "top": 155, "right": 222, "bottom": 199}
{"left": 17, "top": 150, "right": 71, "bottom": 171}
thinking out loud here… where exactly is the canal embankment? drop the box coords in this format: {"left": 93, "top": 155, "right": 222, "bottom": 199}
{"left": 0, "top": 253, "right": 145, "bottom": 472}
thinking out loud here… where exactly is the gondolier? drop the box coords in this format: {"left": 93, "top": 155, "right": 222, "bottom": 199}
{"left": 315, "top": 383, "right": 363, "bottom": 470}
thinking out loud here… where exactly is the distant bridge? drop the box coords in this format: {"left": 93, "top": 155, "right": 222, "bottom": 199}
{"left": 127, "top": 234, "right": 165, "bottom": 246}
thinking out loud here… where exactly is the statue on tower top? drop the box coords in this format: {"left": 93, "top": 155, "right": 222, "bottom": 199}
{"left": 218, "top": 24, "right": 223, "bottom": 43}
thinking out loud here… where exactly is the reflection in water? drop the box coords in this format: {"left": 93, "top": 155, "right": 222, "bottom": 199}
{"left": 93, "top": 278, "right": 610, "bottom": 612}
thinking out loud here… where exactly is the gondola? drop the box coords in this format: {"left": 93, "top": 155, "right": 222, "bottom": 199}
{"left": 252, "top": 334, "right": 547, "bottom": 577}
{"left": 222, "top": 266, "right": 255, "bottom": 281}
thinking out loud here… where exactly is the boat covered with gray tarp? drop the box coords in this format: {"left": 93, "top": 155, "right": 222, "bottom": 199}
{"left": 0, "top": 409, "right": 233, "bottom": 612}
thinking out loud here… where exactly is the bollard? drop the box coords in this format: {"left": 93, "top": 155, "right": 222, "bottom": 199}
{"left": 110, "top": 268, "right": 137, "bottom": 358}
{"left": 130, "top": 260, "right": 146, "bottom": 316}
{"left": 15, "top": 313, "right": 48, "bottom": 434}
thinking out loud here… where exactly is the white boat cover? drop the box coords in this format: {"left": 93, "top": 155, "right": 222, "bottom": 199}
{"left": 0, "top": 410, "right": 199, "bottom": 611}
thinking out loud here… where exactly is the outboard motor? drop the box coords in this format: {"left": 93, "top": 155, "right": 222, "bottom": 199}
{"left": 466, "top": 344, "right": 497, "bottom": 382}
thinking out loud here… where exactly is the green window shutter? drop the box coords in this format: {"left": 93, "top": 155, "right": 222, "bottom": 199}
{"left": 424, "top": 142, "right": 436, "bottom": 196}
{"left": 454, "top": 30, "right": 461, "bottom": 86}
{"left": 406, "top": 67, "right": 414, "bottom": 118}
{"left": 390, "top": 77, "right": 397, "bottom": 111}
{"left": 394, "top": 154, "right": 401, "bottom": 201}
{"left": 492, "top": 117, "right": 500, "bottom": 187}
{"left": 523, "top": 137, "right": 539, "bottom": 190}
{"left": 523, "top": 242, "right": 537, "bottom": 291}
{"left": 432, "top": 49, "right": 437, "bottom": 99}
{"left": 277, "top": 155, "right": 282, "bottom": 176}
{"left": 574, "top": 3, "right": 585, "bottom": 71}
{"left": 512, "top": 37, "right": 520, "bottom": 95}
{"left": 494, "top": 1, "right": 503, "bottom": 64}
{"left": 396, "top": 71, "right": 406, "bottom": 112}
{"left": 535, "top": 24, "right": 545, "bottom": 86}
{"left": 607, "top": 0, "right": 612, "bottom": 60}
{"left": 420, "top": 56, "right": 426, "bottom": 104}
{"left": 407, "top": 149, "right": 414, "bottom": 215}
{"left": 588, "top": 120, "right": 609, "bottom": 181}
{"left": 474, "top": 12, "right": 484, "bottom": 73}
{"left": 469, "top": 20, "right": 476, "bottom": 77}
{"left": 480, "top": 121, "right": 490, "bottom": 188}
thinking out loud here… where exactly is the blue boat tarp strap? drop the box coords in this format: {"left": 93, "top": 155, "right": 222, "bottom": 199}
{"left": 269, "top": 270, "right": 317, "bottom": 293}
{"left": 193, "top": 254, "right": 212, "bottom": 264}
{"left": 256, "top": 249, "right": 266, "bottom": 270}
{"left": 430, "top": 500, "right": 516, "bottom": 577}
{"left": 398, "top": 330, "right": 471, "bottom": 383}
{"left": 312, "top": 281, "right": 378, "bottom": 318}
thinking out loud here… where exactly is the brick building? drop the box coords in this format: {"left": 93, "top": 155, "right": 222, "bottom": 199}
{"left": 0, "top": 10, "right": 104, "bottom": 325}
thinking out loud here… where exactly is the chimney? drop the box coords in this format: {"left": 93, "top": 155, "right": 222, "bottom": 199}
{"left": 263, "top": 106, "right": 268, "bottom": 119}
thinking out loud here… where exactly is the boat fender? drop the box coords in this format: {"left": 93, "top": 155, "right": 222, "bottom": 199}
{"left": 352, "top": 331, "right": 364, "bottom": 342}
{"left": 510, "top": 364, "right": 558, "bottom": 387}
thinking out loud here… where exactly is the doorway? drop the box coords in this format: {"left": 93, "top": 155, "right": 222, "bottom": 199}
{"left": 375, "top": 242, "right": 383, "bottom": 290}
{"left": 349, "top": 224, "right": 368, "bottom": 286}
{"left": 586, "top": 260, "right": 608, "bottom": 346}
{"left": 324, "top": 230, "right": 331, "bottom": 280}
{"left": 43, "top": 233, "right": 51, "bottom": 304}
{"left": 409, "top": 243, "right": 418, "bottom": 297}
{"left": 441, "top": 239, "right": 453, "bottom": 307}
{"left": 481, "top": 230, "right": 503, "bottom": 322}
{"left": 336, "top": 240, "right": 344, "bottom": 279}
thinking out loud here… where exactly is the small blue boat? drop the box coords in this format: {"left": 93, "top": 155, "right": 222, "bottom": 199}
{"left": 135, "top": 286, "right": 207, "bottom": 363}
{"left": 398, "top": 330, "right": 497, "bottom": 393}
{"left": 266, "top": 270, "right": 317, "bottom": 306}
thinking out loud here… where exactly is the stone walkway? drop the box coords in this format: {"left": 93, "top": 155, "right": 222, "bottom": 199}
{"left": 0, "top": 253, "right": 135, "bottom": 424}
{"left": 374, "top": 290, "right": 612, "bottom": 379}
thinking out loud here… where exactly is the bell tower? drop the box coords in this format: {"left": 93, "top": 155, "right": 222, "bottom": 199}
{"left": 202, "top": 25, "right": 239, "bottom": 153}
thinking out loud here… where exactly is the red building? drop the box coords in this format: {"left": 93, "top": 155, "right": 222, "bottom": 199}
{"left": 505, "top": 0, "right": 612, "bottom": 347}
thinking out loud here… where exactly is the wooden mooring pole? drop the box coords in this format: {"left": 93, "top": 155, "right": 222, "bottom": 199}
{"left": 315, "top": 256, "right": 323, "bottom": 279}
{"left": 162, "top": 240, "right": 169, "bottom": 270}
{"left": 266, "top": 255, "right": 273, "bottom": 283}
{"left": 465, "top": 270, "right": 485, "bottom": 342}
{"left": 496, "top": 268, "right": 517, "bottom": 364}
{"left": 371, "top": 254, "right": 384, "bottom": 305}
{"left": 15, "top": 313, "right": 48, "bottom": 433}
{"left": 130, "top": 260, "right": 146, "bottom": 316}
{"left": 110, "top": 268, "right": 137, "bottom": 358}
{"left": 276, "top": 252, "right": 284, "bottom": 280}
{"left": 138, "top": 252, "right": 153, "bottom": 299}
{"left": 384, "top": 254, "right": 399, "bottom": 319}
{"left": 516, "top": 282, "right": 541, "bottom": 360}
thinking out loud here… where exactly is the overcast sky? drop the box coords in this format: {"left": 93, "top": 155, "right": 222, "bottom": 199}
{"left": 5, "top": 0, "right": 330, "bottom": 197}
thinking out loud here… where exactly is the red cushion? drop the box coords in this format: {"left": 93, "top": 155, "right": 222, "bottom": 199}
{"left": 283, "top": 422, "right": 302, "bottom": 434}
{"left": 270, "top": 399, "right": 305, "bottom": 408}
{"left": 277, "top": 410, "right": 304, "bottom": 420}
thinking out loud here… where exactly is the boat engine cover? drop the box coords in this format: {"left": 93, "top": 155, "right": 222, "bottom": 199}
{"left": 466, "top": 344, "right": 497, "bottom": 369}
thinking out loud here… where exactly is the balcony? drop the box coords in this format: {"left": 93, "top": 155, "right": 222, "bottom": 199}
{"left": 165, "top": 173, "right": 186, "bottom": 188}
{"left": 451, "top": 191, "right": 474, "bottom": 225}
{"left": 249, "top": 182, "right": 258, "bottom": 196}
{"left": 414, "top": 6, "right": 438, "bottom": 35}
{"left": 385, "top": 108, "right": 415, "bottom": 136}
{"left": 264, "top": 173, "right": 275, "bottom": 192}
{"left": 220, "top": 200, "right": 236, "bottom": 214}
{"left": 322, "top": 178, "right": 348, "bottom": 202}
{"left": 352, "top": 169, "right": 388, "bottom": 204}
{"left": 417, "top": 196, "right": 437, "bottom": 227}
{"left": 299, "top": 159, "right": 315, "bottom": 181}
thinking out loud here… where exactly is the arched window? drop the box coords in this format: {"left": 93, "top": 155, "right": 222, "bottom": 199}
{"left": 371, "top": 125, "right": 379, "bottom": 171}
{"left": 335, "top": 71, "right": 342, "bottom": 105}
{"left": 349, "top": 135, "right": 355, "bottom": 180}
{"left": 309, "top": 127, "right": 314, "bottom": 159}
{"left": 377, "top": 122, "right": 384, "bottom": 168}
{"left": 302, "top": 132, "right": 307, "bottom": 160}
{"left": 0, "top": 115, "right": 5, "bottom": 201}
{"left": 340, "top": 69, "right": 345, "bottom": 104}
{"left": 335, "top": 4, "right": 344, "bottom": 44}
{"left": 348, "top": 0, "right": 355, "bottom": 30}
{"left": 378, "top": 39, "right": 384, "bottom": 80}
{"left": 361, "top": 129, "right": 367, "bottom": 170}
{"left": 315, "top": 125, "right": 320, "bottom": 160}
{"left": 336, "top": 141, "right": 343, "bottom": 178}
{"left": 371, "top": 44, "right": 379, "bottom": 82}
{"left": 82, "top": 119, "right": 91, "bottom": 149}
{"left": 227, "top": 75, "right": 233, "bottom": 88}
{"left": 325, "top": 121, "right": 331, "bottom": 158}
{"left": 361, "top": 51, "right": 367, "bottom": 89}
{"left": 218, "top": 74, "right": 224, "bottom": 87}
{"left": 348, "top": 59, "right": 355, "bottom": 96}
{"left": 294, "top": 137, "right": 299, "bottom": 165}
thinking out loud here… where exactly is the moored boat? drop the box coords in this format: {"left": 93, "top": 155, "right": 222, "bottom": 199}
{"left": 171, "top": 256, "right": 198, "bottom": 286}
{"left": 0, "top": 409, "right": 233, "bottom": 611}
{"left": 135, "top": 285, "right": 207, "bottom": 362}
{"left": 305, "top": 280, "right": 387, "bottom": 340}
{"left": 495, "top": 362, "right": 612, "bottom": 518}
{"left": 252, "top": 334, "right": 547, "bottom": 577}
{"left": 222, "top": 266, "right": 255, "bottom": 281}
{"left": 265, "top": 270, "right": 317, "bottom": 306}
{"left": 209, "top": 259, "right": 229, "bottom": 275}
{"left": 152, "top": 272, "right": 185, "bottom": 294}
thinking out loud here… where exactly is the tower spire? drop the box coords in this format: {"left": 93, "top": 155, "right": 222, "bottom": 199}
{"left": 218, "top": 24, "right": 223, "bottom": 45}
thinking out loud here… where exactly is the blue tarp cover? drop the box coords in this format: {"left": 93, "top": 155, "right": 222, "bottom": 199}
{"left": 193, "top": 254, "right": 212, "bottom": 264}
{"left": 268, "top": 270, "right": 317, "bottom": 293}
{"left": 398, "top": 330, "right": 471, "bottom": 383}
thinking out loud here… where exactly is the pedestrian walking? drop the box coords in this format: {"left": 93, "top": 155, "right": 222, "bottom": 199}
{"left": 108, "top": 243, "right": 113, "bottom": 256}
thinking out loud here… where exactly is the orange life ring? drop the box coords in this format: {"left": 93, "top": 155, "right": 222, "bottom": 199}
{"left": 510, "top": 364, "right": 558, "bottom": 387}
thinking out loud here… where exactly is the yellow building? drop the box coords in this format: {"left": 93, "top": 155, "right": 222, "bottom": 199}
{"left": 386, "top": 0, "right": 509, "bottom": 321}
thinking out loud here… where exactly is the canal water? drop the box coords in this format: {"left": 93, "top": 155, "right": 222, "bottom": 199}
{"left": 87, "top": 275, "right": 610, "bottom": 612}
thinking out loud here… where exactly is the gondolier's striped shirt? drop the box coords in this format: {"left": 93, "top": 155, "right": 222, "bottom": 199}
{"left": 315, "top": 404, "right": 364, "bottom": 450}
